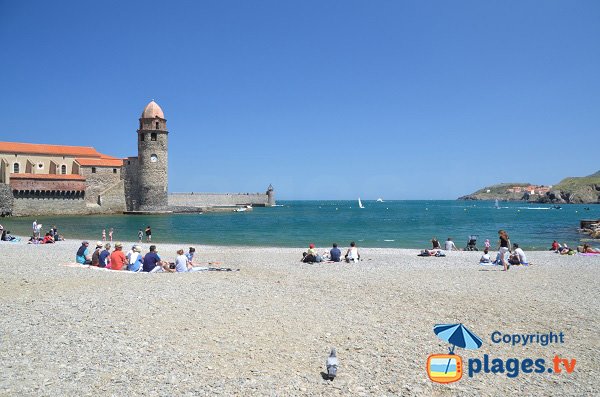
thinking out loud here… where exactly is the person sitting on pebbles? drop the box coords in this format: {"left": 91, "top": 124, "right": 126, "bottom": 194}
{"left": 75, "top": 241, "right": 92, "bottom": 265}
{"left": 110, "top": 242, "right": 128, "bottom": 271}
{"left": 345, "top": 241, "right": 361, "bottom": 263}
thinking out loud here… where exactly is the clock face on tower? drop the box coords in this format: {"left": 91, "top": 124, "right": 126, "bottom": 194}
{"left": 150, "top": 154, "right": 158, "bottom": 163}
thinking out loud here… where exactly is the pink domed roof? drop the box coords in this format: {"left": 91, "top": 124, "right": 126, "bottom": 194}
{"left": 141, "top": 100, "right": 164, "bottom": 119}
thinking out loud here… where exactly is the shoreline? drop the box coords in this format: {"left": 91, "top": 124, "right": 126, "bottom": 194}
{"left": 1, "top": 239, "right": 598, "bottom": 395}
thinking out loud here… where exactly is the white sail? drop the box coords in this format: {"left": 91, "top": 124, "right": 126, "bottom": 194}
{"left": 495, "top": 199, "right": 500, "bottom": 209}
{"left": 358, "top": 198, "right": 365, "bottom": 209}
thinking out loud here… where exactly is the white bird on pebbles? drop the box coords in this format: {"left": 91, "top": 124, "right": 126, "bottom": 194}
{"left": 326, "top": 348, "right": 338, "bottom": 380}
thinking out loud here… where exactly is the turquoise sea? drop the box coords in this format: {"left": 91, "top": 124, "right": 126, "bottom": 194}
{"left": 2, "top": 200, "right": 598, "bottom": 250}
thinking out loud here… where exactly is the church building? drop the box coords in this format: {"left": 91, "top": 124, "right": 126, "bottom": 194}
{"left": 0, "top": 101, "right": 274, "bottom": 216}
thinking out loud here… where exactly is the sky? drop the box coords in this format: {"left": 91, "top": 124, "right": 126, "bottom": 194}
{"left": 0, "top": 1, "right": 598, "bottom": 200}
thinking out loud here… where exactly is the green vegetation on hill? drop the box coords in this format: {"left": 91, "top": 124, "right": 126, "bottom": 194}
{"left": 459, "top": 170, "right": 600, "bottom": 204}
{"left": 553, "top": 171, "right": 600, "bottom": 192}
{"left": 458, "top": 183, "right": 530, "bottom": 201}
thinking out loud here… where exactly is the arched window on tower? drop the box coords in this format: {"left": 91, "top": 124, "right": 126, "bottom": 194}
{"left": 155, "top": 121, "right": 159, "bottom": 130}
{"left": 151, "top": 133, "right": 157, "bottom": 141}
{"left": 13, "top": 163, "right": 19, "bottom": 173}
{"left": 61, "top": 165, "right": 67, "bottom": 174}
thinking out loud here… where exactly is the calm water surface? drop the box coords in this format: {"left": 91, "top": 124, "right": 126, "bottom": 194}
{"left": 2, "top": 200, "right": 597, "bottom": 250}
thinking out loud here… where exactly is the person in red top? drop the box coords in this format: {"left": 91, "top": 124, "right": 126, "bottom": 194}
{"left": 110, "top": 242, "right": 128, "bottom": 271}
{"left": 551, "top": 240, "right": 559, "bottom": 252}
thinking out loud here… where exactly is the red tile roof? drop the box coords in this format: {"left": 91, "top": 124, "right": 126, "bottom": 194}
{"left": 10, "top": 173, "right": 86, "bottom": 181}
{"left": 0, "top": 141, "right": 103, "bottom": 157}
{"left": 75, "top": 158, "right": 123, "bottom": 167}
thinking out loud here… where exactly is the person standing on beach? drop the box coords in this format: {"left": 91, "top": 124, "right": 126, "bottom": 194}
{"left": 32, "top": 220, "right": 37, "bottom": 238}
{"left": 137, "top": 229, "right": 143, "bottom": 243}
{"left": 497, "top": 230, "right": 511, "bottom": 271}
{"left": 145, "top": 226, "right": 152, "bottom": 242}
{"left": 109, "top": 228, "right": 113, "bottom": 242}
{"left": 102, "top": 229, "right": 106, "bottom": 242}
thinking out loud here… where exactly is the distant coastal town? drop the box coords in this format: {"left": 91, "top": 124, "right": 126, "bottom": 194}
{"left": 459, "top": 170, "right": 600, "bottom": 204}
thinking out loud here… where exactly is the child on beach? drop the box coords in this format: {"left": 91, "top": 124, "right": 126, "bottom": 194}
{"left": 109, "top": 228, "right": 113, "bottom": 242}
{"left": 186, "top": 247, "right": 196, "bottom": 264}
{"left": 138, "top": 229, "right": 143, "bottom": 243}
{"left": 479, "top": 248, "right": 492, "bottom": 264}
{"left": 102, "top": 229, "right": 106, "bottom": 242}
{"left": 145, "top": 226, "right": 152, "bottom": 242}
{"left": 484, "top": 239, "right": 490, "bottom": 249}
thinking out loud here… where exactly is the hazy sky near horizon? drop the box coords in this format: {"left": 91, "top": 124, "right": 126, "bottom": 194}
{"left": 0, "top": 1, "right": 598, "bottom": 200}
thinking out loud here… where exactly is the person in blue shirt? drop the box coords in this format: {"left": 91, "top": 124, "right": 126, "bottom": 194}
{"left": 330, "top": 243, "right": 342, "bottom": 262}
{"left": 185, "top": 247, "right": 196, "bottom": 264}
{"left": 99, "top": 243, "right": 111, "bottom": 268}
{"left": 127, "top": 245, "right": 143, "bottom": 272}
{"left": 143, "top": 245, "right": 163, "bottom": 272}
{"left": 75, "top": 241, "right": 91, "bottom": 264}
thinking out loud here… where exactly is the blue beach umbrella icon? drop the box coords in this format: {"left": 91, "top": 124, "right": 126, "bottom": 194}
{"left": 433, "top": 323, "right": 483, "bottom": 375}
{"left": 434, "top": 323, "right": 483, "bottom": 354}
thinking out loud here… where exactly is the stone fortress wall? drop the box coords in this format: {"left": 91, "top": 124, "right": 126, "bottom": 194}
{"left": 169, "top": 192, "right": 271, "bottom": 208}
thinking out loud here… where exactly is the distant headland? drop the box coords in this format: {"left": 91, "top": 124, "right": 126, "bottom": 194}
{"left": 458, "top": 170, "right": 600, "bottom": 204}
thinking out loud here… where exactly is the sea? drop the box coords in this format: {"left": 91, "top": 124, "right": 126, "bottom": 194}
{"left": 2, "top": 200, "right": 598, "bottom": 250}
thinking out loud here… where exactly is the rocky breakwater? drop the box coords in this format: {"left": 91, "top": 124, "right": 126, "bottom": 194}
{"left": 580, "top": 220, "right": 600, "bottom": 239}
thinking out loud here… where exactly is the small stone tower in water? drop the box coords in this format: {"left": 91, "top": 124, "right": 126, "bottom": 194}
{"left": 137, "top": 100, "right": 168, "bottom": 210}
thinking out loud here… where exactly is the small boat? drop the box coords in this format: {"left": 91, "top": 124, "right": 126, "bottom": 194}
{"left": 376, "top": 198, "right": 384, "bottom": 202}
{"left": 358, "top": 198, "right": 365, "bottom": 209}
{"left": 234, "top": 205, "right": 252, "bottom": 212}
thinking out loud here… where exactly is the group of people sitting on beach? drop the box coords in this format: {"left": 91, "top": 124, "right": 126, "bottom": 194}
{"left": 550, "top": 240, "right": 599, "bottom": 254}
{"left": 421, "top": 231, "right": 525, "bottom": 271}
{"left": 0, "top": 224, "right": 19, "bottom": 242}
{"left": 27, "top": 223, "right": 64, "bottom": 244}
{"left": 75, "top": 241, "right": 205, "bottom": 272}
{"left": 301, "top": 242, "right": 361, "bottom": 263}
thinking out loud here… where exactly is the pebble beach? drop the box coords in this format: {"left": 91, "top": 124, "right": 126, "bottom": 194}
{"left": 1, "top": 240, "right": 598, "bottom": 396}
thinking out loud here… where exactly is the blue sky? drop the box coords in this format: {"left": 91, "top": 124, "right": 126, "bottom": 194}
{"left": 0, "top": 1, "right": 598, "bottom": 199}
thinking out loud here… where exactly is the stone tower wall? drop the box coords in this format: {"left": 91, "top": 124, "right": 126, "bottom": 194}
{"left": 122, "top": 157, "right": 139, "bottom": 211}
{"left": 137, "top": 128, "right": 168, "bottom": 210}
{"left": 0, "top": 184, "right": 13, "bottom": 216}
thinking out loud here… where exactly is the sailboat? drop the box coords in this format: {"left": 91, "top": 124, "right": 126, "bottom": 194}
{"left": 358, "top": 198, "right": 365, "bottom": 209}
{"left": 376, "top": 198, "right": 384, "bottom": 202}
{"left": 494, "top": 199, "right": 500, "bottom": 209}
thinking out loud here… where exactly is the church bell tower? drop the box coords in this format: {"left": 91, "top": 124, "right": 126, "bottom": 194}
{"left": 137, "top": 100, "right": 168, "bottom": 210}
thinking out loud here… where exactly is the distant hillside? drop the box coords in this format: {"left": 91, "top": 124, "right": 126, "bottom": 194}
{"left": 459, "top": 170, "right": 600, "bottom": 204}
{"left": 458, "top": 183, "right": 532, "bottom": 201}
{"left": 540, "top": 171, "right": 600, "bottom": 204}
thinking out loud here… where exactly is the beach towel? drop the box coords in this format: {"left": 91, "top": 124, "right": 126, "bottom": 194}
{"left": 578, "top": 252, "right": 600, "bottom": 256}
